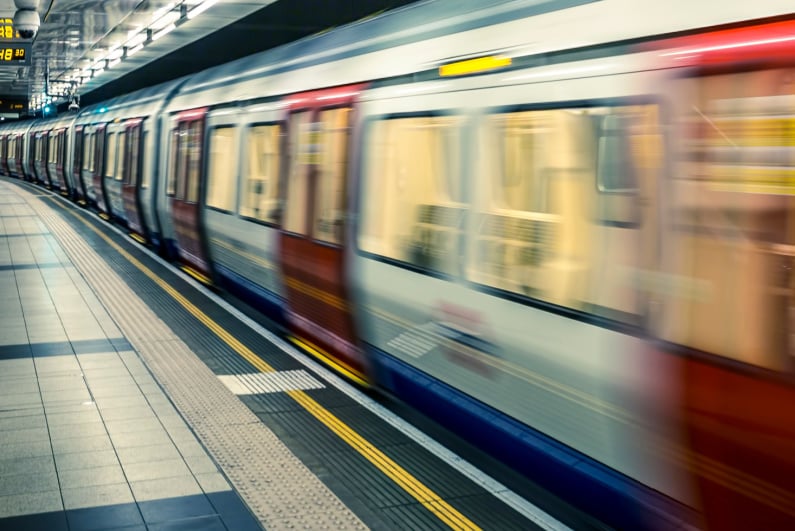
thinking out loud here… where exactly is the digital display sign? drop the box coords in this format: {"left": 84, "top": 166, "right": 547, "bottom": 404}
{"left": 0, "top": 99, "right": 27, "bottom": 113}
{"left": 0, "top": 18, "right": 16, "bottom": 39}
{"left": 0, "top": 47, "right": 26, "bottom": 62}
{"left": 0, "top": 18, "right": 33, "bottom": 64}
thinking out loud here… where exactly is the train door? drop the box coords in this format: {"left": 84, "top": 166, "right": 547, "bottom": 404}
{"left": 56, "top": 129, "right": 70, "bottom": 197}
{"left": 103, "top": 123, "right": 126, "bottom": 222}
{"left": 0, "top": 135, "right": 8, "bottom": 176}
{"left": 654, "top": 20, "right": 795, "bottom": 529}
{"left": 72, "top": 126, "right": 87, "bottom": 203}
{"left": 279, "top": 84, "right": 369, "bottom": 384}
{"left": 91, "top": 124, "right": 110, "bottom": 217}
{"left": 49, "top": 129, "right": 68, "bottom": 196}
{"left": 8, "top": 135, "right": 20, "bottom": 177}
{"left": 33, "top": 132, "right": 49, "bottom": 187}
{"left": 168, "top": 108, "right": 212, "bottom": 282}
{"left": 121, "top": 119, "right": 147, "bottom": 242}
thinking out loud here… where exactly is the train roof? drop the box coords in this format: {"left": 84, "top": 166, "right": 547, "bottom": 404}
{"left": 162, "top": 0, "right": 795, "bottom": 113}
{"left": 76, "top": 78, "right": 189, "bottom": 125}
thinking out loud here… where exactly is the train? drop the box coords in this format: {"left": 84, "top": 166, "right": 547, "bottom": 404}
{"left": 2, "top": 0, "right": 795, "bottom": 528}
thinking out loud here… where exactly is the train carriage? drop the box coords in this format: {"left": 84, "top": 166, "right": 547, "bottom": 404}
{"left": 75, "top": 79, "right": 185, "bottom": 242}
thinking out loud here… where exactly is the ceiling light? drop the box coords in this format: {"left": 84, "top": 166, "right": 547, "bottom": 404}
{"left": 188, "top": 0, "right": 218, "bottom": 20}
{"left": 152, "top": 23, "right": 175, "bottom": 41}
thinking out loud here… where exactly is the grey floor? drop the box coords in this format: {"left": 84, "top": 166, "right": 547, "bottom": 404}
{"left": 0, "top": 183, "right": 261, "bottom": 530}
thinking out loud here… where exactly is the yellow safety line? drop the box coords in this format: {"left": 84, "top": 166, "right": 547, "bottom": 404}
{"left": 288, "top": 335, "right": 368, "bottom": 388}
{"left": 57, "top": 204, "right": 480, "bottom": 531}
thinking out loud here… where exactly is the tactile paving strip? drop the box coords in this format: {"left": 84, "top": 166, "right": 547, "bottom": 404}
{"left": 18, "top": 186, "right": 368, "bottom": 530}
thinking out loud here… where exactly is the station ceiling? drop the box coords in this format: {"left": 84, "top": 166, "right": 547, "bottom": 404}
{"left": 0, "top": 0, "right": 417, "bottom": 117}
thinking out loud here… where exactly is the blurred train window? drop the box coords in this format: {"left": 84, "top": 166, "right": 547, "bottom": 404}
{"left": 241, "top": 123, "right": 281, "bottom": 224}
{"left": 284, "top": 111, "right": 311, "bottom": 235}
{"left": 186, "top": 121, "right": 202, "bottom": 203}
{"left": 597, "top": 115, "right": 638, "bottom": 193}
{"left": 206, "top": 126, "right": 237, "bottom": 212}
{"left": 105, "top": 132, "right": 117, "bottom": 179}
{"left": 47, "top": 134, "right": 56, "bottom": 164}
{"left": 116, "top": 132, "right": 126, "bottom": 181}
{"left": 470, "top": 104, "right": 660, "bottom": 323}
{"left": 662, "top": 68, "right": 795, "bottom": 371}
{"left": 166, "top": 129, "right": 180, "bottom": 196}
{"left": 83, "top": 132, "right": 93, "bottom": 172}
{"left": 126, "top": 127, "right": 141, "bottom": 186}
{"left": 315, "top": 107, "right": 351, "bottom": 244}
{"left": 139, "top": 131, "right": 150, "bottom": 189}
{"left": 359, "top": 114, "right": 464, "bottom": 275}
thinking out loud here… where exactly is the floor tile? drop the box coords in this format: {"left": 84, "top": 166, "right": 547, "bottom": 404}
{"left": 61, "top": 483, "right": 134, "bottom": 510}
{"left": 0, "top": 491, "right": 64, "bottom": 519}
{"left": 0, "top": 509, "right": 68, "bottom": 530}
{"left": 122, "top": 458, "right": 191, "bottom": 483}
{"left": 138, "top": 493, "right": 215, "bottom": 523}
{"left": 51, "top": 434, "right": 113, "bottom": 455}
{"left": 130, "top": 476, "right": 203, "bottom": 502}
{"left": 0, "top": 455, "right": 55, "bottom": 477}
{"left": 194, "top": 473, "right": 230, "bottom": 494}
{"left": 0, "top": 468, "right": 59, "bottom": 497}
{"left": 0, "top": 413, "right": 46, "bottom": 432}
{"left": 148, "top": 514, "right": 226, "bottom": 531}
{"left": 58, "top": 464, "right": 127, "bottom": 489}
{"left": 65, "top": 502, "right": 143, "bottom": 531}
{"left": 115, "top": 443, "right": 182, "bottom": 466}
{"left": 0, "top": 426, "right": 49, "bottom": 445}
{"left": 111, "top": 427, "right": 173, "bottom": 449}
{"left": 55, "top": 449, "right": 120, "bottom": 472}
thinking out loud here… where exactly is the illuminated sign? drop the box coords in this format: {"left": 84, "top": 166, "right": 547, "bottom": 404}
{"left": 0, "top": 18, "right": 15, "bottom": 40}
{"left": 0, "top": 99, "right": 27, "bottom": 113}
{"left": 439, "top": 56, "right": 512, "bottom": 77}
{"left": 0, "top": 44, "right": 29, "bottom": 64}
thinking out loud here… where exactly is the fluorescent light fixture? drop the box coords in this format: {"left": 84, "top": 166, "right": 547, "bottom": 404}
{"left": 152, "top": 23, "right": 175, "bottom": 41}
{"left": 151, "top": 2, "right": 176, "bottom": 22}
{"left": 126, "top": 43, "right": 144, "bottom": 58}
{"left": 107, "top": 47, "right": 124, "bottom": 60}
{"left": 188, "top": 0, "right": 219, "bottom": 20}
{"left": 151, "top": 10, "right": 180, "bottom": 31}
{"left": 126, "top": 31, "right": 147, "bottom": 48}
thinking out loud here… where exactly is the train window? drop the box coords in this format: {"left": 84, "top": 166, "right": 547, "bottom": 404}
{"left": 359, "top": 114, "right": 464, "bottom": 275}
{"left": 126, "top": 126, "right": 141, "bottom": 186}
{"left": 139, "top": 131, "right": 149, "bottom": 189}
{"left": 47, "top": 135, "right": 55, "bottom": 164}
{"left": 661, "top": 68, "right": 795, "bottom": 370}
{"left": 241, "top": 124, "right": 281, "bottom": 224}
{"left": 83, "top": 132, "right": 93, "bottom": 172}
{"left": 314, "top": 107, "right": 351, "bottom": 244}
{"left": 185, "top": 121, "right": 202, "bottom": 203}
{"left": 166, "top": 127, "right": 180, "bottom": 197}
{"left": 206, "top": 126, "right": 237, "bottom": 212}
{"left": 597, "top": 114, "right": 640, "bottom": 193}
{"left": 116, "top": 132, "right": 127, "bottom": 181}
{"left": 105, "top": 132, "right": 117, "bottom": 179}
{"left": 469, "top": 104, "right": 660, "bottom": 322}
{"left": 283, "top": 111, "right": 312, "bottom": 235}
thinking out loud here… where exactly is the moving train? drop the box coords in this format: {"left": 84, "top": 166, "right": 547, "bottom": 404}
{"left": 2, "top": 0, "right": 795, "bottom": 528}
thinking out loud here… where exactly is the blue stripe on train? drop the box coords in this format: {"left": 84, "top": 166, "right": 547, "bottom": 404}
{"left": 214, "top": 263, "right": 286, "bottom": 325}
{"left": 369, "top": 347, "right": 684, "bottom": 531}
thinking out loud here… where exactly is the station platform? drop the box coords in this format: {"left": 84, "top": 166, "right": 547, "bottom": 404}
{"left": 0, "top": 178, "right": 595, "bottom": 531}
